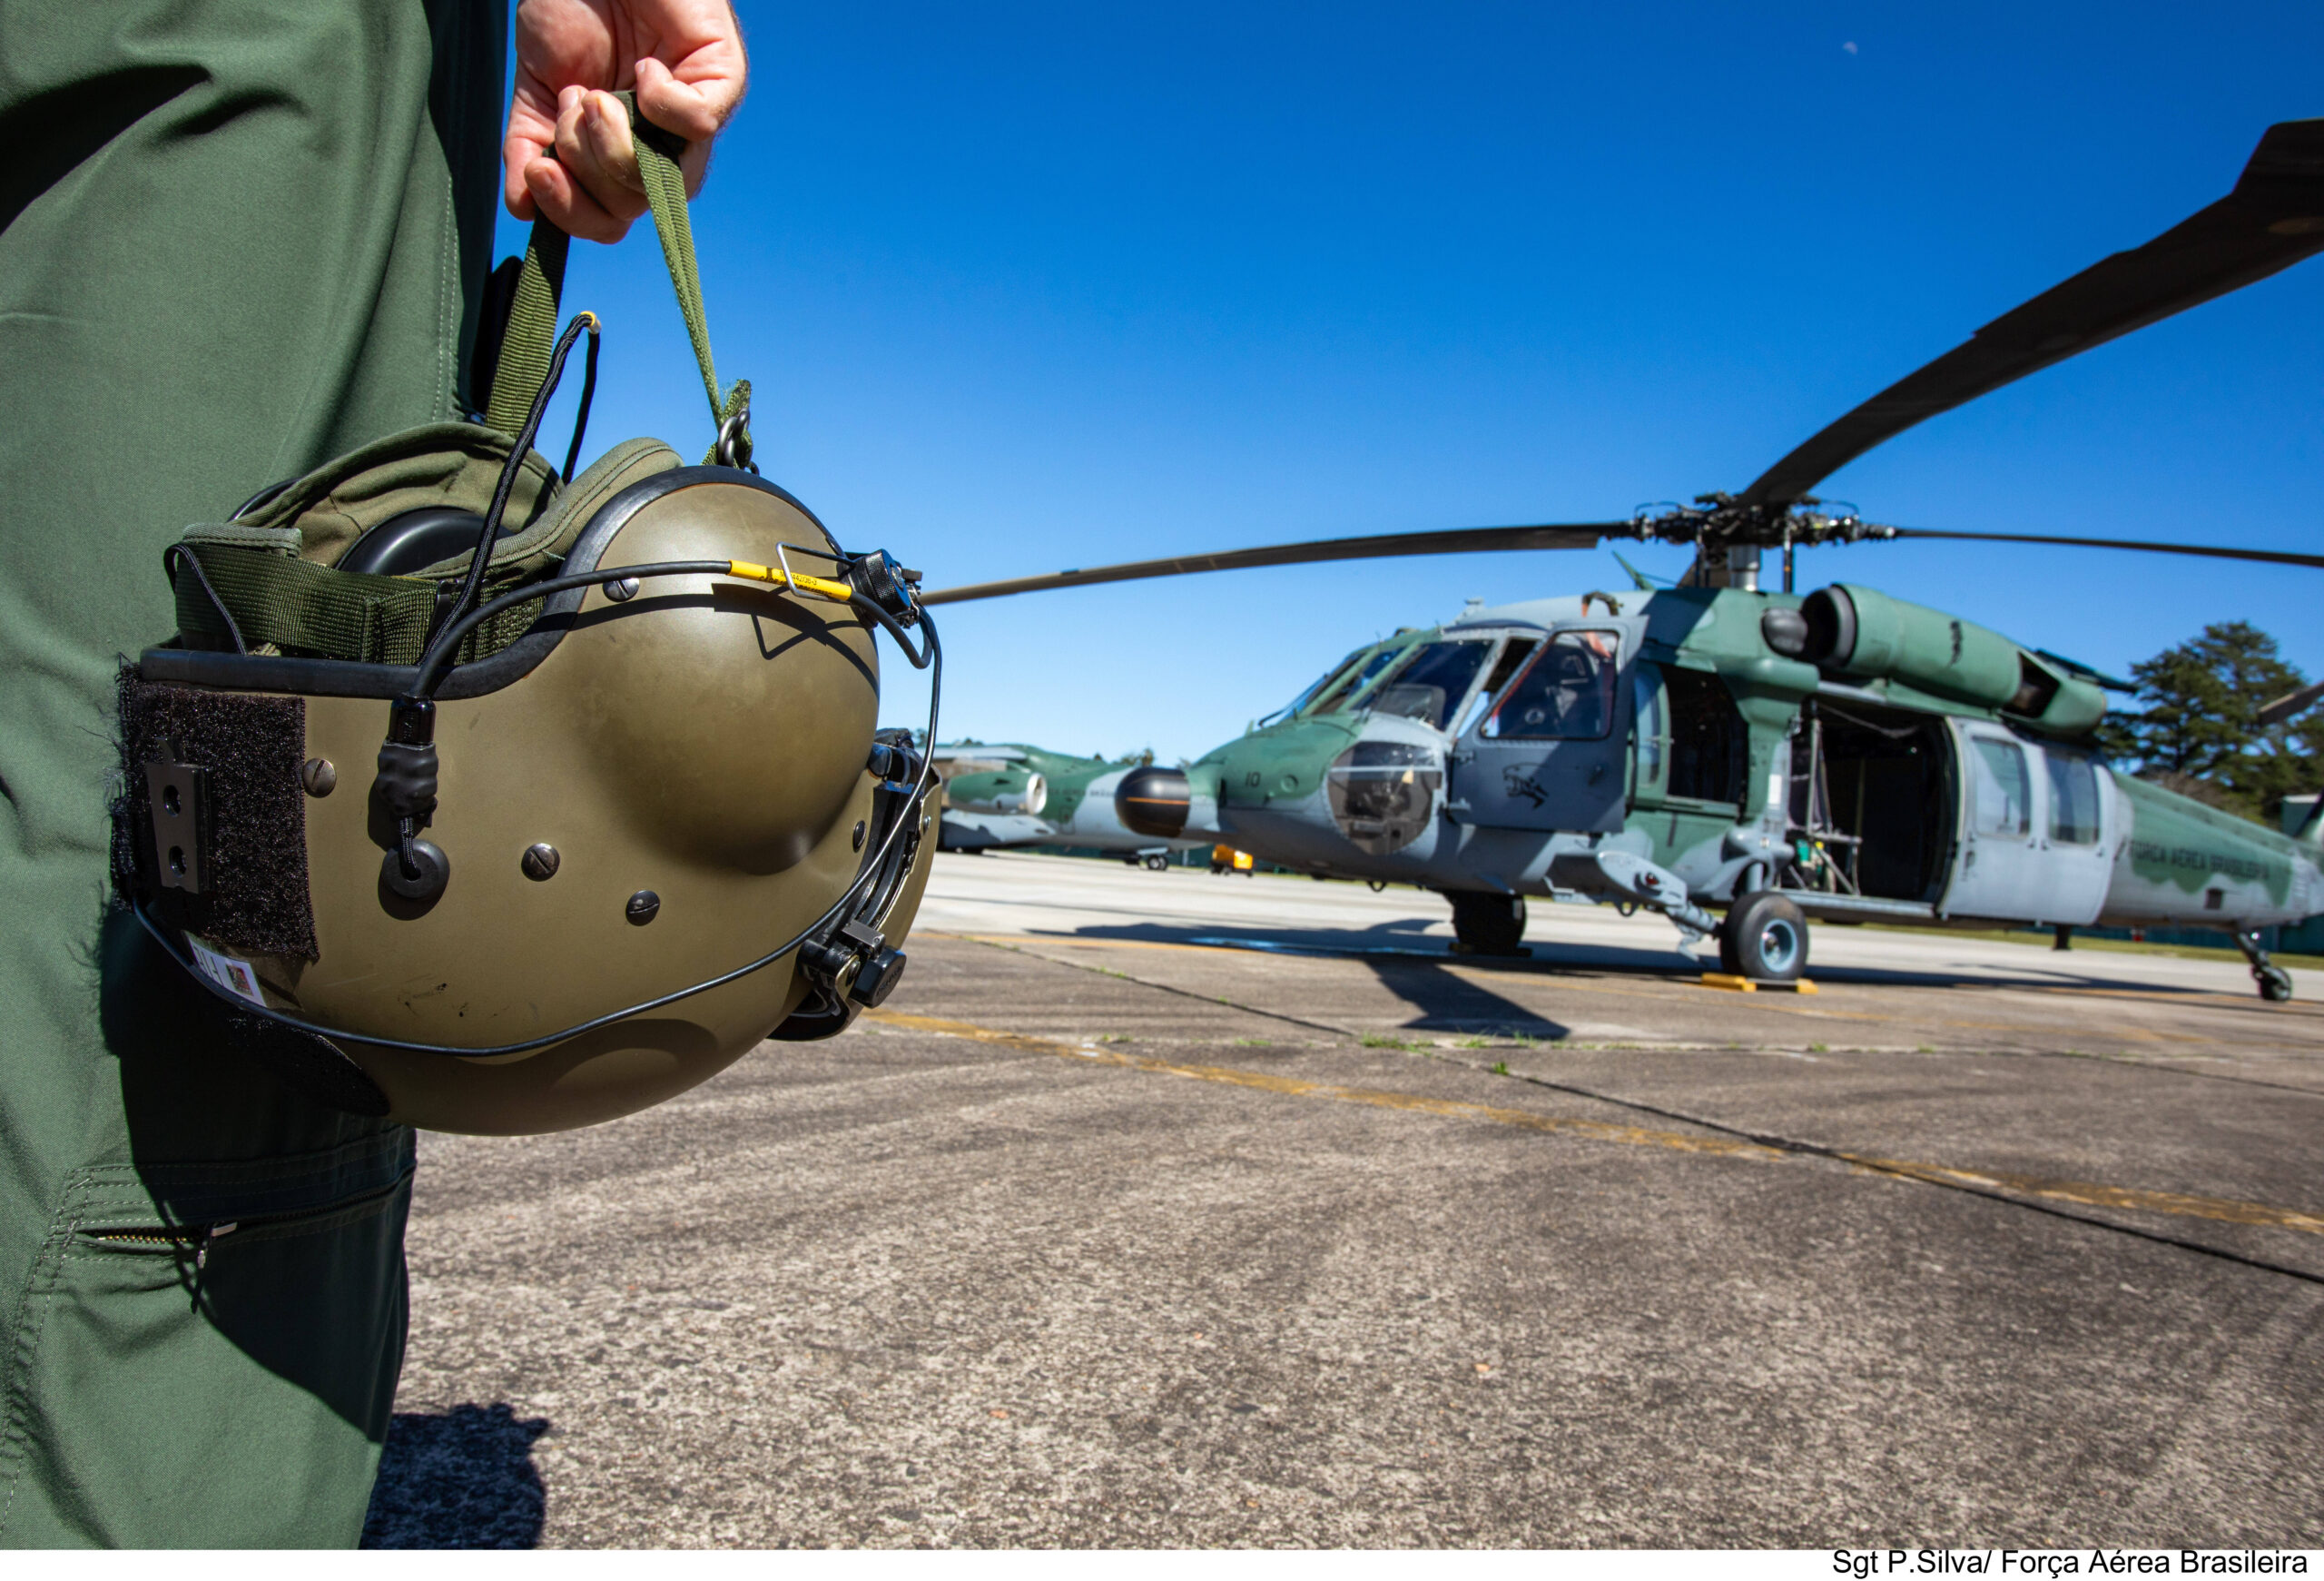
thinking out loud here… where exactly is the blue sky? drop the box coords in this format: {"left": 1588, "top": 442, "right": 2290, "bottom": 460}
{"left": 511, "top": 3, "right": 2323, "bottom": 764}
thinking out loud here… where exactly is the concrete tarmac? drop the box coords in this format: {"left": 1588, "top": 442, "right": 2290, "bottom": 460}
{"left": 365, "top": 854, "right": 2324, "bottom": 1548}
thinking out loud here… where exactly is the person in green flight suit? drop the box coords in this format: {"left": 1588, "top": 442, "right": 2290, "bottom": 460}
{"left": 0, "top": 0, "right": 746, "bottom": 1546}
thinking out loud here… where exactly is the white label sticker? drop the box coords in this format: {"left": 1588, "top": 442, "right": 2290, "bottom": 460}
{"left": 187, "top": 937, "right": 267, "bottom": 1007}
{"left": 1768, "top": 768, "right": 1787, "bottom": 809}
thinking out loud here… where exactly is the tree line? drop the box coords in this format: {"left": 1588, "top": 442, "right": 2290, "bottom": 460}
{"left": 2095, "top": 621, "right": 2324, "bottom": 826}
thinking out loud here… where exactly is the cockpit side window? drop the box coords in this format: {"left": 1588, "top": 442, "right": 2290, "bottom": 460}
{"left": 1366, "top": 639, "right": 1493, "bottom": 731}
{"left": 1482, "top": 630, "right": 1620, "bottom": 741}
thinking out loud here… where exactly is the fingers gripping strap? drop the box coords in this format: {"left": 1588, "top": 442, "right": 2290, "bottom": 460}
{"left": 484, "top": 221, "right": 570, "bottom": 435}
{"left": 484, "top": 95, "right": 735, "bottom": 458}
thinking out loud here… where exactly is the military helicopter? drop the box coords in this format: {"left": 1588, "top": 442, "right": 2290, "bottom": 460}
{"left": 919, "top": 117, "right": 2324, "bottom": 1000}
{"left": 931, "top": 741, "right": 1201, "bottom": 867}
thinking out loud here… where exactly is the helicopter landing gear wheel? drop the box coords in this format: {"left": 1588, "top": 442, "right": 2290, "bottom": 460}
{"left": 1144, "top": 854, "right": 1169, "bottom": 871}
{"left": 1718, "top": 892, "right": 1808, "bottom": 982}
{"left": 1449, "top": 892, "right": 1528, "bottom": 956}
{"left": 2235, "top": 929, "right": 2294, "bottom": 1002}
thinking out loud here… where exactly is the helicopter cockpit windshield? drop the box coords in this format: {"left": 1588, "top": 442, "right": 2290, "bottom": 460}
{"left": 1366, "top": 639, "right": 1494, "bottom": 731}
{"left": 1305, "top": 641, "right": 1413, "bottom": 716}
{"left": 1261, "top": 647, "right": 1367, "bottom": 726}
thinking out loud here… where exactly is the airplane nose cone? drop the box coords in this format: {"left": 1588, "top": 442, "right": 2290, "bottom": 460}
{"left": 1116, "top": 765, "right": 1191, "bottom": 837}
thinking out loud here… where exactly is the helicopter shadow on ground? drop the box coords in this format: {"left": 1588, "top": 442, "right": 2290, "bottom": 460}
{"left": 1043, "top": 910, "right": 2129, "bottom": 1007}
{"left": 1039, "top": 915, "right": 1693, "bottom": 1038}
{"left": 361, "top": 1403, "right": 550, "bottom": 1549}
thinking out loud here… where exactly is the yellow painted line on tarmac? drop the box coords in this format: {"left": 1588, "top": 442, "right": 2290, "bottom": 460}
{"left": 958, "top": 932, "right": 1896, "bottom": 1017}
{"left": 862, "top": 1006, "right": 2324, "bottom": 1239}
{"left": 863, "top": 1007, "right": 1784, "bottom": 1163}
{"left": 1841, "top": 1156, "right": 2324, "bottom": 1235}
{"left": 926, "top": 931, "right": 2309, "bottom": 1059}
{"left": 962, "top": 932, "right": 2187, "bottom": 1042}
{"left": 931, "top": 928, "right": 2324, "bottom": 1025}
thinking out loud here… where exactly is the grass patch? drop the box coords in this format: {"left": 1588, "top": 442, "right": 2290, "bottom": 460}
{"left": 1360, "top": 1033, "right": 1423, "bottom": 1051}
{"left": 1490, "top": 1061, "right": 1510, "bottom": 1076}
{"left": 1856, "top": 921, "right": 2324, "bottom": 971}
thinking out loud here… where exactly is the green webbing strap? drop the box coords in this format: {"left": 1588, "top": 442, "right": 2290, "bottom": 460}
{"left": 484, "top": 221, "right": 570, "bottom": 435}
{"left": 486, "top": 96, "right": 743, "bottom": 462}
{"left": 622, "top": 94, "right": 750, "bottom": 463}
{"left": 176, "top": 544, "right": 542, "bottom": 666}
{"left": 626, "top": 100, "right": 722, "bottom": 429}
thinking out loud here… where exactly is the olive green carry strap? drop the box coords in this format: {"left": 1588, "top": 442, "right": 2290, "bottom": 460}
{"left": 482, "top": 222, "right": 569, "bottom": 436}
{"left": 173, "top": 542, "right": 546, "bottom": 667}
{"left": 484, "top": 94, "right": 747, "bottom": 463}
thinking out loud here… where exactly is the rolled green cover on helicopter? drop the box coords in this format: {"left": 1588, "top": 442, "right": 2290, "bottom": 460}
{"left": 1799, "top": 583, "right": 2106, "bottom": 734}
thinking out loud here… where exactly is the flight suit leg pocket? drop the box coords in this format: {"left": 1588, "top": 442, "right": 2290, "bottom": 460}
{"left": 0, "top": 1148, "right": 412, "bottom": 1548}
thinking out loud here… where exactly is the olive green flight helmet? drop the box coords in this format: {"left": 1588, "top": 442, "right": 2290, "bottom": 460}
{"left": 116, "top": 104, "right": 940, "bottom": 1134}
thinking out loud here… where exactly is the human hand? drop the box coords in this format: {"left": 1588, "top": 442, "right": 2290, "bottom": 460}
{"left": 502, "top": 0, "right": 748, "bottom": 242}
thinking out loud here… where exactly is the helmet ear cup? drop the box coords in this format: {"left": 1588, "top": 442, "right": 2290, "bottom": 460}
{"left": 339, "top": 508, "right": 492, "bottom": 576}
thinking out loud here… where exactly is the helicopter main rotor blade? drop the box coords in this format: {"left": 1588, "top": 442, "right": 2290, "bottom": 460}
{"left": 2258, "top": 678, "right": 2324, "bottom": 728}
{"left": 1738, "top": 118, "right": 2324, "bottom": 509}
{"left": 1882, "top": 527, "right": 2324, "bottom": 570}
{"left": 920, "top": 522, "right": 1623, "bottom": 605}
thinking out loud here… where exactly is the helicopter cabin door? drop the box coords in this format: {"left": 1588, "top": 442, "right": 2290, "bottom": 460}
{"left": 1452, "top": 619, "right": 1643, "bottom": 833}
{"left": 1940, "top": 721, "right": 2113, "bottom": 926}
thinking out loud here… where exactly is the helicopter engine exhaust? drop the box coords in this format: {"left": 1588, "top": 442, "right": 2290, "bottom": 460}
{"left": 1116, "top": 765, "right": 1192, "bottom": 837}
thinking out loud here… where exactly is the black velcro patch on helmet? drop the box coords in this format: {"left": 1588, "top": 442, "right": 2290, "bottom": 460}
{"left": 116, "top": 670, "right": 320, "bottom": 963}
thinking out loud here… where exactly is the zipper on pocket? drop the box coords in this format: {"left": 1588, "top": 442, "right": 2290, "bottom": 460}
{"left": 81, "top": 1220, "right": 243, "bottom": 1311}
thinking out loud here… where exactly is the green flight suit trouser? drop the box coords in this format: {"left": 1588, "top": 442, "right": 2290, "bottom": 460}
{"left": 0, "top": 0, "right": 505, "bottom": 1546}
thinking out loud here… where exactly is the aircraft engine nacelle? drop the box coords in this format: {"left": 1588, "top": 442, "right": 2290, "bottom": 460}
{"left": 945, "top": 768, "right": 1048, "bottom": 816}
{"left": 1116, "top": 764, "right": 1219, "bottom": 839}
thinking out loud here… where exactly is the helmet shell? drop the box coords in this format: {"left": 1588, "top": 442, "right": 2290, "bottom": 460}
{"left": 145, "top": 469, "right": 931, "bottom": 1134}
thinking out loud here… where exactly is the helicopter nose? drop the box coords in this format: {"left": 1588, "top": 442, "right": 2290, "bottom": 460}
{"left": 1116, "top": 765, "right": 1190, "bottom": 837}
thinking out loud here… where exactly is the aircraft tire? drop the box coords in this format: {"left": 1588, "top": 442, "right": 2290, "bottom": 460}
{"left": 2259, "top": 965, "right": 2294, "bottom": 1003}
{"left": 1719, "top": 892, "right": 1808, "bottom": 982}
{"left": 1449, "top": 892, "right": 1528, "bottom": 955}
{"left": 1145, "top": 854, "right": 1169, "bottom": 871}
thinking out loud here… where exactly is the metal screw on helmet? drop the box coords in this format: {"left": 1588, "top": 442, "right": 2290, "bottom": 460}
{"left": 602, "top": 577, "right": 640, "bottom": 603}
{"left": 626, "top": 890, "right": 661, "bottom": 925}
{"left": 852, "top": 820, "right": 867, "bottom": 852}
{"left": 521, "top": 843, "right": 561, "bottom": 881}
{"left": 302, "top": 757, "right": 337, "bottom": 797}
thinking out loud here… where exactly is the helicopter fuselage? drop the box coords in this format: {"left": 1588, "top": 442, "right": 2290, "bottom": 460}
{"left": 1140, "top": 588, "right": 2323, "bottom": 948}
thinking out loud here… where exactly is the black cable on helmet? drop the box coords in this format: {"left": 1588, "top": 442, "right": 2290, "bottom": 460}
{"left": 430, "top": 312, "right": 599, "bottom": 663}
